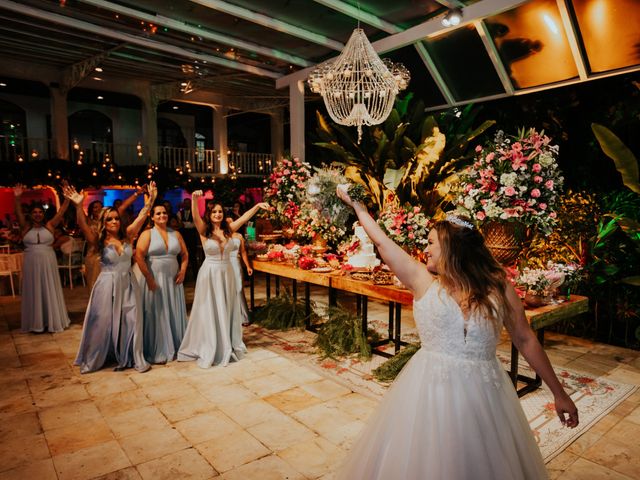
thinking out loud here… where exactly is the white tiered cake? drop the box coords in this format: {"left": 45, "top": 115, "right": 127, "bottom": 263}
{"left": 347, "top": 224, "right": 380, "bottom": 269}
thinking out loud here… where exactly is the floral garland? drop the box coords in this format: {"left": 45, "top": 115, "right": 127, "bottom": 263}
{"left": 263, "top": 156, "right": 311, "bottom": 226}
{"left": 454, "top": 128, "right": 564, "bottom": 235}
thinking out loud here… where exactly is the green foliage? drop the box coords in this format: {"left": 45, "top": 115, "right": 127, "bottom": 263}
{"left": 313, "top": 95, "right": 495, "bottom": 216}
{"left": 314, "top": 305, "right": 378, "bottom": 359}
{"left": 372, "top": 343, "right": 420, "bottom": 382}
{"left": 592, "top": 123, "right": 640, "bottom": 194}
{"left": 526, "top": 190, "right": 600, "bottom": 268}
{"left": 252, "top": 289, "right": 317, "bottom": 330}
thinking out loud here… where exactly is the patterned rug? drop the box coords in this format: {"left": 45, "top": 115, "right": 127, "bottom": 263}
{"left": 244, "top": 325, "right": 637, "bottom": 463}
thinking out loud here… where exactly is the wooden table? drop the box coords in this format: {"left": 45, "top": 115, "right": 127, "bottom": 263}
{"left": 251, "top": 261, "right": 412, "bottom": 355}
{"left": 251, "top": 261, "right": 589, "bottom": 394}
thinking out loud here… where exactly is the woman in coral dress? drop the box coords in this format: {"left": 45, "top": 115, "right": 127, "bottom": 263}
{"left": 335, "top": 186, "right": 579, "bottom": 479}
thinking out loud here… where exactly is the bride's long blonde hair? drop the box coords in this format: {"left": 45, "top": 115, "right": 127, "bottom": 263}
{"left": 432, "top": 219, "right": 510, "bottom": 324}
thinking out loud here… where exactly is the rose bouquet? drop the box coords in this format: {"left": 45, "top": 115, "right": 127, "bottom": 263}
{"left": 454, "top": 128, "right": 564, "bottom": 235}
{"left": 263, "top": 156, "right": 312, "bottom": 226}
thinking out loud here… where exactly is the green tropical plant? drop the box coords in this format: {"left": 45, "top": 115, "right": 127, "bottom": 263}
{"left": 314, "top": 305, "right": 379, "bottom": 359}
{"left": 372, "top": 343, "right": 420, "bottom": 382}
{"left": 252, "top": 289, "right": 319, "bottom": 330}
{"left": 592, "top": 123, "right": 640, "bottom": 194}
{"left": 313, "top": 95, "right": 495, "bottom": 216}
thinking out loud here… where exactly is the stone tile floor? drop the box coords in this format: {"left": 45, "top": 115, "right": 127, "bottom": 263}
{"left": 1, "top": 276, "right": 640, "bottom": 479}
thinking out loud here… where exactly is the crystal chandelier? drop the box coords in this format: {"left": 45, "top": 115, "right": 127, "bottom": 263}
{"left": 308, "top": 29, "right": 410, "bottom": 143}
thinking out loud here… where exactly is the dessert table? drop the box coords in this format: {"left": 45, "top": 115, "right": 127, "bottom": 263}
{"left": 251, "top": 260, "right": 589, "bottom": 395}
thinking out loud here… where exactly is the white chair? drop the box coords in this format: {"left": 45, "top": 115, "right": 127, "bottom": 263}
{"left": 0, "top": 253, "right": 16, "bottom": 297}
{"left": 58, "top": 239, "right": 86, "bottom": 289}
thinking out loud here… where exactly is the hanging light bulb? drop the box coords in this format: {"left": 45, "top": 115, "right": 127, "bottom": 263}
{"left": 442, "top": 8, "right": 463, "bottom": 27}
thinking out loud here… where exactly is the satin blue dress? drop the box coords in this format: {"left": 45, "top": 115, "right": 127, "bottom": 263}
{"left": 139, "top": 227, "right": 187, "bottom": 363}
{"left": 21, "top": 227, "right": 70, "bottom": 333}
{"left": 75, "top": 243, "right": 149, "bottom": 374}
{"left": 178, "top": 237, "right": 243, "bottom": 368}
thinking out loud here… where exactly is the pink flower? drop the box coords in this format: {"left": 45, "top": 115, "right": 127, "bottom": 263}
{"left": 485, "top": 152, "right": 495, "bottom": 162}
{"left": 413, "top": 206, "right": 420, "bottom": 213}
{"left": 408, "top": 233, "right": 415, "bottom": 239}
{"left": 539, "top": 203, "right": 547, "bottom": 210}
{"left": 475, "top": 145, "right": 482, "bottom": 153}
{"left": 504, "top": 186, "right": 516, "bottom": 196}
{"left": 549, "top": 212, "right": 557, "bottom": 219}
{"left": 465, "top": 183, "right": 473, "bottom": 193}
{"left": 511, "top": 142, "right": 523, "bottom": 151}
{"left": 545, "top": 180, "right": 554, "bottom": 190}
{"left": 531, "top": 189, "right": 541, "bottom": 198}
{"left": 283, "top": 169, "right": 290, "bottom": 175}
{"left": 511, "top": 151, "right": 527, "bottom": 170}
{"left": 476, "top": 211, "right": 486, "bottom": 221}
{"left": 534, "top": 176, "right": 543, "bottom": 183}
{"left": 532, "top": 163, "right": 542, "bottom": 173}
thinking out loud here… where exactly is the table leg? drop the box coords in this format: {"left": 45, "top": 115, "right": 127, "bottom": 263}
{"left": 293, "top": 279, "right": 297, "bottom": 304}
{"left": 394, "top": 302, "right": 402, "bottom": 353}
{"left": 250, "top": 273, "right": 255, "bottom": 310}
{"left": 510, "top": 343, "right": 519, "bottom": 387}
{"left": 266, "top": 274, "right": 271, "bottom": 300}
{"left": 388, "top": 303, "right": 394, "bottom": 341}
{"left": 275, "top": 276, "right": 280, "bottom": 296}
{"left": 329, "top": 287, "right": 337, "bottom": 307}
{"left": 305, "top": 282, "right": 311, "bottom": 328}
{"left": 362, "top": 296, "right": 368, "bottom": 335}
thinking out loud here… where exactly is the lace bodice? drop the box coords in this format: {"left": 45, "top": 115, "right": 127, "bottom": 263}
{"left": 202, "top": 237, "right": 232, "bottom": 261}
{"left": 413, "top": 282, "right": 502, "bottom": 362}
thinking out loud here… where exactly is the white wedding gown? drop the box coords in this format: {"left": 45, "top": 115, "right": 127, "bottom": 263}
{"left": 337, "top": 281, "right": 548, "bottom": 480}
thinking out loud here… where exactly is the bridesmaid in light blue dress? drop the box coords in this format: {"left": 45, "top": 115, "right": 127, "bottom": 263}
{"left": 64, "top": 181, "right": 157, "bottom": 374}
{"left": 178, "top": 191, "right": 269, "bottom": 368}
{"left": 14, "top": 185, "right": 70, "bottom": 333}
{"left": 134, "top": 204, "right": 188, "bottom": 364}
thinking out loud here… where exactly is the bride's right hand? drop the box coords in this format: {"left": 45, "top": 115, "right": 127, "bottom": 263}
{"left": 192, "top": 190, "right": 203, "bottom": 200}
{"left": 336, "top": 184, "right": 355, "bottom": 208}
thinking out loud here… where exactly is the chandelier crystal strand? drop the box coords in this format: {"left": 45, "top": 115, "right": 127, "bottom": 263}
{"left": 308, "top": 29, "right": 410, "bottom": 143}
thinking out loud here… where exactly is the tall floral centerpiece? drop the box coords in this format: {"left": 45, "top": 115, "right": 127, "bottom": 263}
{"left": 454, "top": 128, "right": 564, "bottom": 264}
{"left": 263, "top": 156, "right": 312, "bottom": 229}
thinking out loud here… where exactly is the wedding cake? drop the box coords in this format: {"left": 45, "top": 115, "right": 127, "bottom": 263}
{"left": 347, "top": 223, "right": 380, "bottom": 269}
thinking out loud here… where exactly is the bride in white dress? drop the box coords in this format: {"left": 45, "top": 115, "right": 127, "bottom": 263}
{"left": 335, "top": 186, "right": 578, "bottom": 479}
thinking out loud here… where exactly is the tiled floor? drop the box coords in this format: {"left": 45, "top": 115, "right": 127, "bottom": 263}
{"left": 1, "top": 276, "right": 640, "bottom": 480}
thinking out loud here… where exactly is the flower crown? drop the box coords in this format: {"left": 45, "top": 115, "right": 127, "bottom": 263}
{"left": 445, "top": 214, "right": 474, "bottom": 230}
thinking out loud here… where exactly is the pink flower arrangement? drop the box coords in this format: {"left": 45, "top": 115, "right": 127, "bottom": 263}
{"left": 263, "top": 156, "right": 312, "bottom": 226}
{"left": 454, "top": 128, "right": 564, "bottom": 235}
{"left": 377, "top": 194, "right": 430, "bottom": 251}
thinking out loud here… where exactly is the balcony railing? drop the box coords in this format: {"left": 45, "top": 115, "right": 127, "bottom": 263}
{"left": 0, "top": 136, "right": 274, "bottom": 176}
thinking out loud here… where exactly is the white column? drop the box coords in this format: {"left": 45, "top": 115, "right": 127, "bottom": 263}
{"left": 140, "top": 91, "right": 158, "bottom": 164}
{"left": 289, "top": 80, "right": 305, "bottom": 161}
{"left": 49, "top": 86, "right": 69, "bottom": 160}
{"left": 270, "top": 108, "right": 284, "bottom": 162}
{"left": 213, "top": 106, "right": 228, "bottom": 174}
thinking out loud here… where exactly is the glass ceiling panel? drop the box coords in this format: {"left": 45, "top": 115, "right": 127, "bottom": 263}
{"left": 485, "top": 0, "right": 578, "bottom": 89}
{"left": 423, "top": 25, "right": 505, "bottom": 102}
{"left": 382, "top": 45, "right": 446, "bottom": 107}
{"left": 571, "top": 0, "right": 640, "bottom": 73}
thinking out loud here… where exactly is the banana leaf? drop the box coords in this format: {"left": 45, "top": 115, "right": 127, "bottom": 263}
{"left": 592, "top": 123, "right": 640, "bottom": 194}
